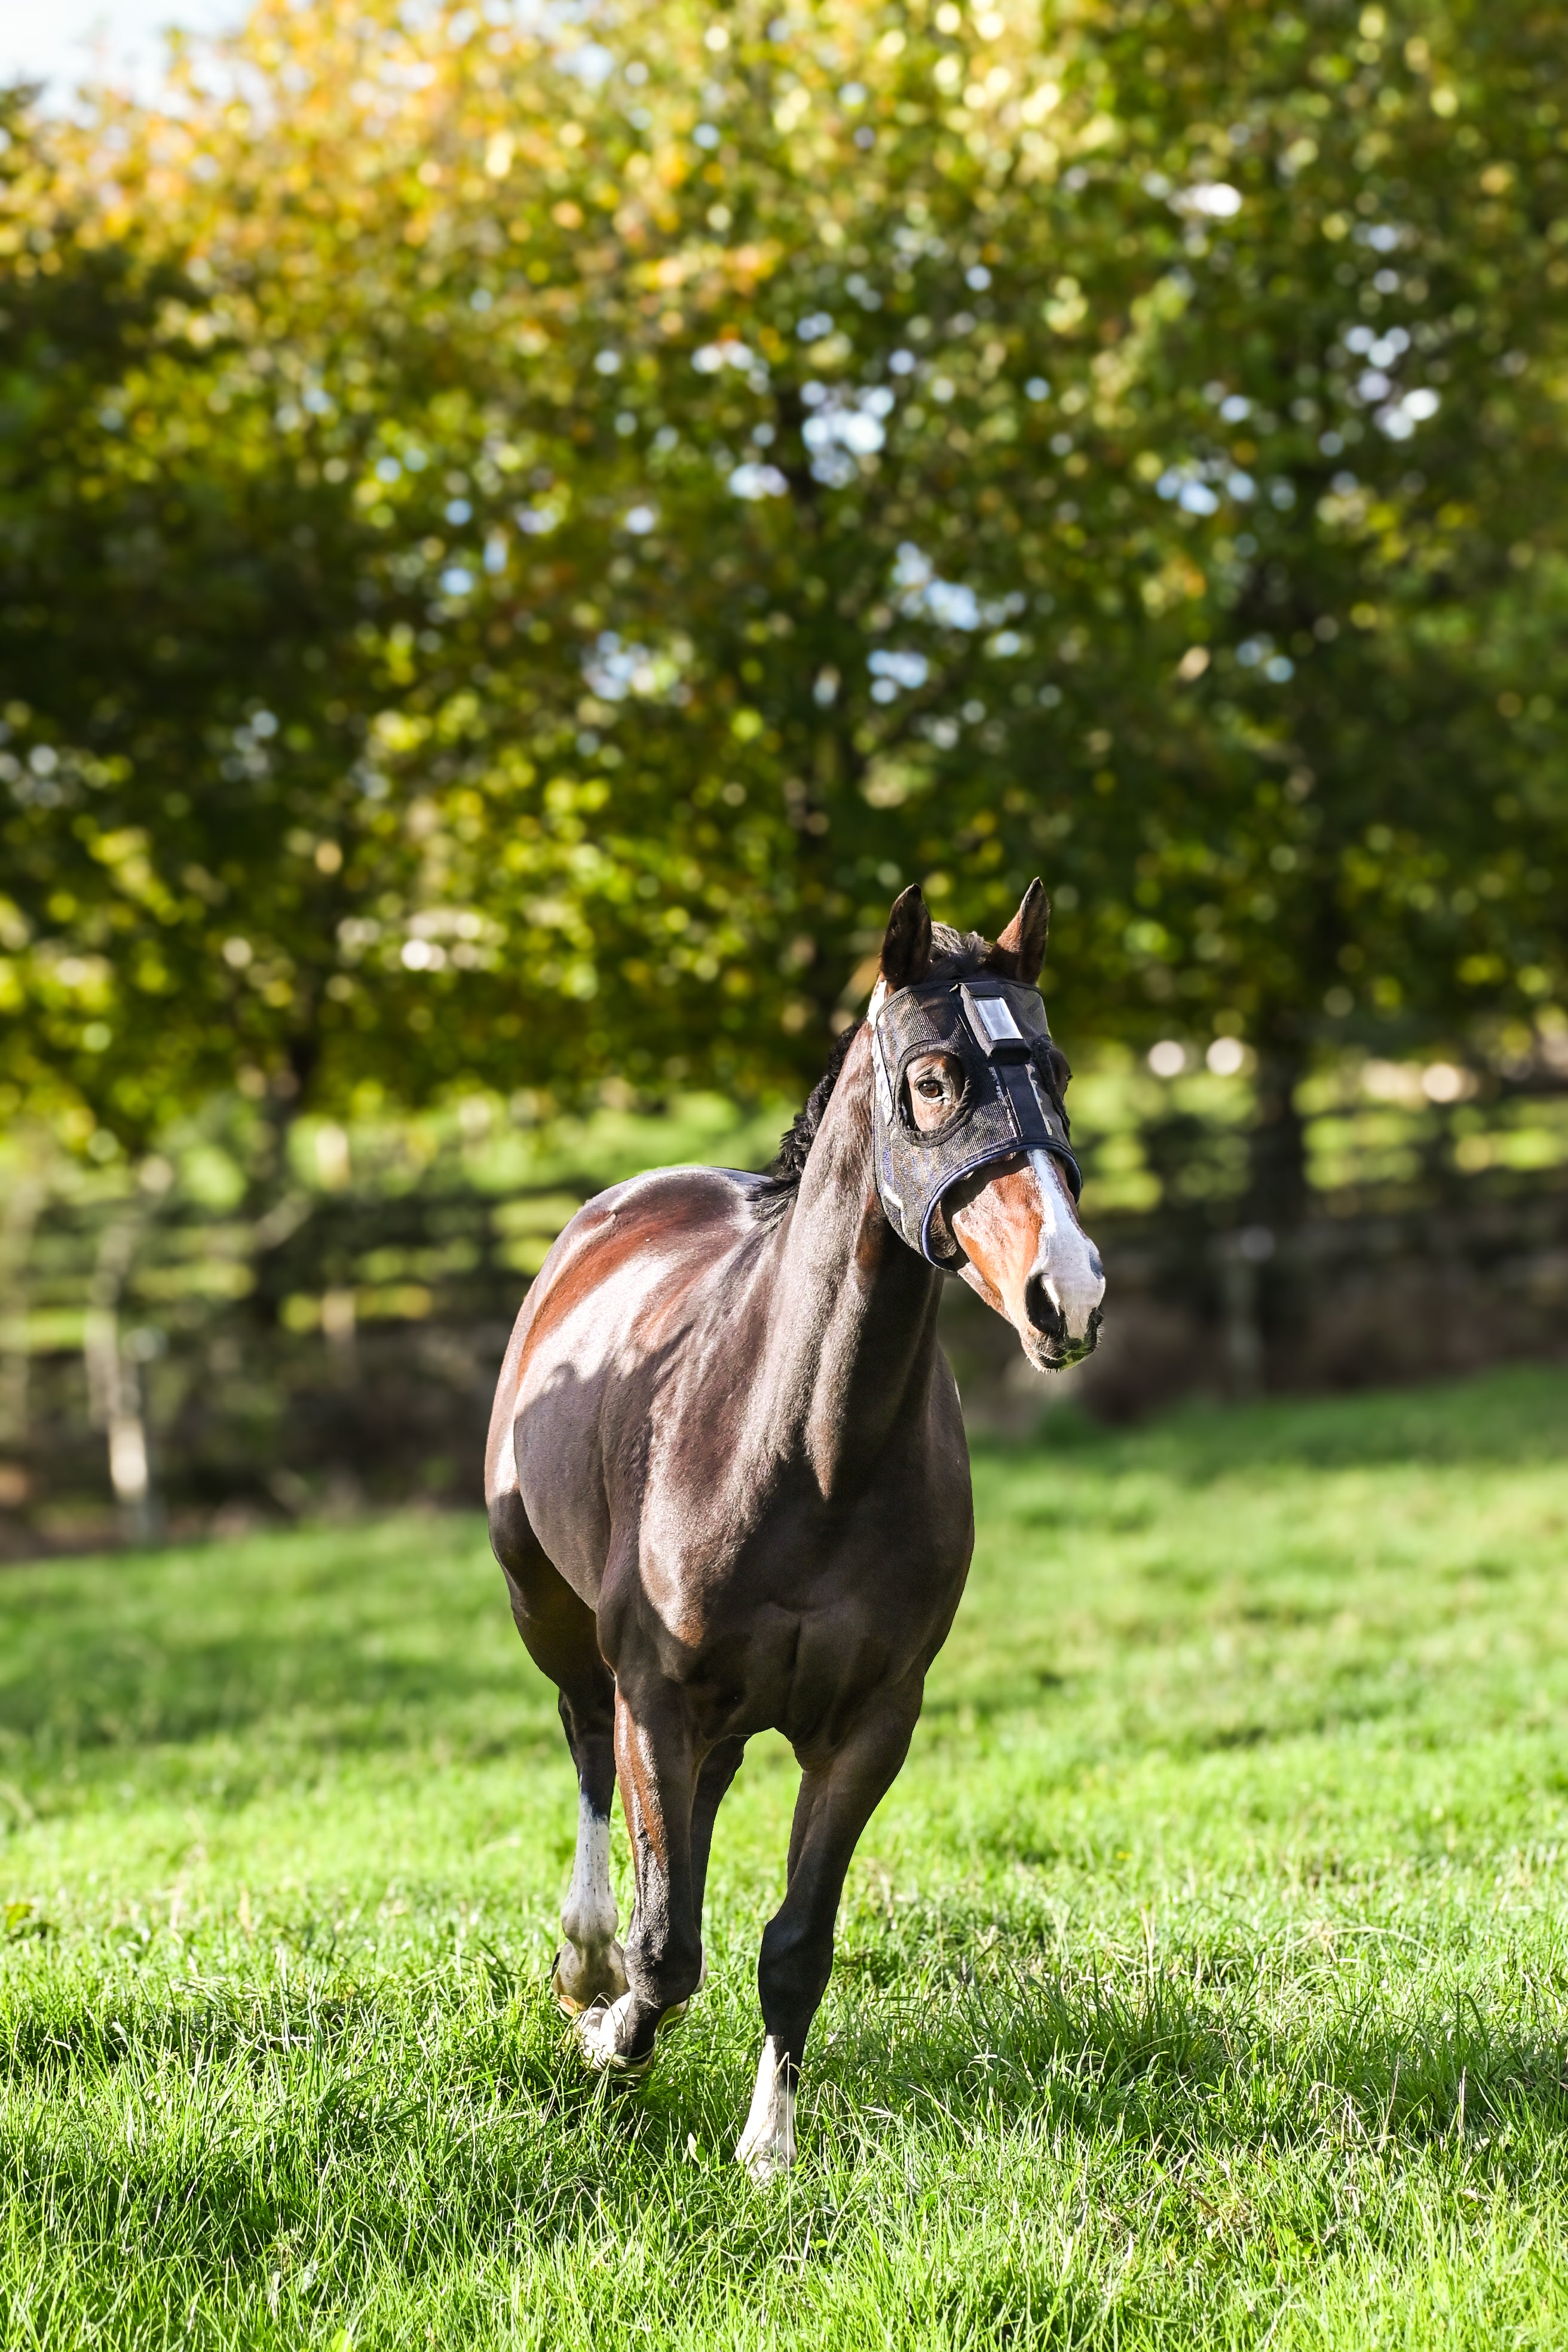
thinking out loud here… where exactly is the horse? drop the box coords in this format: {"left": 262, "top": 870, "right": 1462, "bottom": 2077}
{"left": 485, "top": 880, "right": 1105, "bottom": 2178}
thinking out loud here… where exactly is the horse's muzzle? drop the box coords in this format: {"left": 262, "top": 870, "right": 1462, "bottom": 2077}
{"left": 1024, "top": 1284, "right": 1104, "bottom": 1371}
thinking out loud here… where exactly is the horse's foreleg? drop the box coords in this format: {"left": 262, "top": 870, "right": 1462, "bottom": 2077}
{"left": 490, "top": 1500, "right": 626, "bottom": 2014}
{"left": 554, "top": 1686, "right": 626, "bottom": 2013}
{"left": 575, "top": 1677, "right": 701, "bottom": 2077}
{"left": 737, "top": 1683, "right": 921, "bottom": 2182}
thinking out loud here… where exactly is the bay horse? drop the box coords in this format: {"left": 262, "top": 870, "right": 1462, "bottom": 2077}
{"left": 485, "top": 882, "right": 1104, "bottom": 2177}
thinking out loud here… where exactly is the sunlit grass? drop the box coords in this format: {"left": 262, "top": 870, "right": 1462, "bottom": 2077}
{"left": 4, "top": 1363, "right": 1568, "bottom": 2347}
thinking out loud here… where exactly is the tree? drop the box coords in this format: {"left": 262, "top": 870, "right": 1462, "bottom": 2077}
{"left": 1, "top": 0, "right": 1563, "bottom": 1219}
{"left": 13, "top": 0, "right": 1157, "bottom": 1109}
{"left": 945, "top": 0, "right": 1568, "bottom": 1220}
{"left": 0, "top": 93, "right": 412, "bottom": 1143}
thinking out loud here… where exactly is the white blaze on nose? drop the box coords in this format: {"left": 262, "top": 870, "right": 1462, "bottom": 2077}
{"left": 1028, "top": 1151, "right": 1105, "bottom": 1342}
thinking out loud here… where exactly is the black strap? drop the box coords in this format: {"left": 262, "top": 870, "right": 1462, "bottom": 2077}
{"left": 999, "top": 1061, "right": 1083, "bottom": 1200}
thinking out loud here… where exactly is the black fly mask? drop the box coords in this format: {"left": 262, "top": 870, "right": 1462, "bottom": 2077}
{"left": 868, "top": 971, "right": 1081, "bottom": 1270}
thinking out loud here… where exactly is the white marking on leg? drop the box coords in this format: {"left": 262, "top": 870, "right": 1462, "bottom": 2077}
{"left": 554, "top": 1791, "right": 626, "bottom": 2013}
{"left": 562, "top": 1791, "right": 617, "bottom": 1953}
{"left": 575, "top": 1990, "right": 649, "bottom": 2074}
{"left": 572, "top": 1973, "right": 696, "bottom": 2074}
{"left": 572, "top": 1981, "right": 699, "bottom": 2080}
{"left": 735, "top": 2035, "right": 796, "bottom": 2182}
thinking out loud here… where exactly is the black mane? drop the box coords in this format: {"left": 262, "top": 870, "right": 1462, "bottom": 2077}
{"left": 751, "top": 924, "right": 996, "bottom": 1227}
{"left": 751, "top": 1019, "right": 863, "bottom": 1226}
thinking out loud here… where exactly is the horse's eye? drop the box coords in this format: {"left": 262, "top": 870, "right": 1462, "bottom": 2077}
{"left": 917, "top": 1076, "right": 945, "bottom": 1098}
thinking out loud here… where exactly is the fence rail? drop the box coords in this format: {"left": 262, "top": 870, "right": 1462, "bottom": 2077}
{"left": 2, "top": 1075, "right": 1567, "bottom": 1556}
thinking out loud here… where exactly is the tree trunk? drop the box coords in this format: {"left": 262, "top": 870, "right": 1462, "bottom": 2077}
{"left": 0, "top": 1146, "right": 47, "bottom": 1506}
{"left": 1215, "top": 1040, "right": 1310, "bottom": 1398}
{"left": 84, "top": 1205, "right": 158, "bottom": 1545}
{"left": 1245, "top": 1045, "right": 1310, "bottom": 1236}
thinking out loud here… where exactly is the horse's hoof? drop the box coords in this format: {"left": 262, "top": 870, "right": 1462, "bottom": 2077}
{"left": 735, "top": 2126, "right": 795, "bottom": 2183}
{"left": 552, "top": 1938, "right": 628, "bottom": 2018}
{"left": 575, "top": 1992, "right": 654, "bottom": 2079}
{"left": 736, "top": 2035, "right": 796, "bottom": 2180}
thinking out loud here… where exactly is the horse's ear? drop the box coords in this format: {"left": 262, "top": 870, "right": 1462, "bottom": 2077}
{"left": 879, "top": 884, "right": 932, "bottom": 991}
{"left": 991, "top": 878, "right": 1050, "bottom": 985}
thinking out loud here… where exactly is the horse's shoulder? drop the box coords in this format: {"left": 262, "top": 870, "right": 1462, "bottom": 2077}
{"left": 516, "top": 1165, "right": 760, "bottom": 1358}
{"left": 575, "top": 1162, "right": 762, "bottom": 1239}
{"left": 528, "top": 1165, "right": 760, "bottom": 1295}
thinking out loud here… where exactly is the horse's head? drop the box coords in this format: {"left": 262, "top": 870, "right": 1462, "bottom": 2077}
{"left": 871, "top": 881, "right": 1105, "bottom": 1371}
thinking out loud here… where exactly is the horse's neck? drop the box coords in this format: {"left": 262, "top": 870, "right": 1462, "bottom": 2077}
{"left": 758, "top": 1027, "right": 944, "bottom": 1495}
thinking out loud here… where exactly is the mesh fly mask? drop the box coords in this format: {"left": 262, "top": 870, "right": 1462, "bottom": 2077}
{"left": 867, "top": 971, "right": 1082, "bottom": 1270}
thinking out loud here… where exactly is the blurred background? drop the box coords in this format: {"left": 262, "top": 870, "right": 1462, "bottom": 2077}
{"left": 1, "top": 0, "right": 1564, "bottom": 1552}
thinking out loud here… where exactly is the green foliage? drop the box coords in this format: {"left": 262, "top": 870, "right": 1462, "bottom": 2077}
{"left": 1001, "top": 0, "right": 1568, "bottom": 1076}
{"left": 3, "top": 1366, "right": 1568, "bottom": 2343}
{"left": 0, "top": 1, "right": 1564, "bottom": 1157}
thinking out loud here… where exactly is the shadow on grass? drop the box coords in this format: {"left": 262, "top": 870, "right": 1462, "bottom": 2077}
{"left": 8, "top": 1940, "right": 1568, "bottom": 2273}
{"left": 0, "top": 1520, "right": 551, "bottom": 1763}
{"left": 0, "top": 1627, "right": 532, "bottom": 1757}
{"left": 807, "top": 1952, "right": 1568, "bottom": 2163}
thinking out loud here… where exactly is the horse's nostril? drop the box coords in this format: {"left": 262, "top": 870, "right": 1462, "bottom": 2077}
{"left": 1025, "top": 1275, "right": 1065, "bottom": 1342}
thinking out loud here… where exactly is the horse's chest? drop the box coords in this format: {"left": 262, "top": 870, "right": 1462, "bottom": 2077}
{"left": 633, "top": 1474, "right": 970, "bottom": 1746}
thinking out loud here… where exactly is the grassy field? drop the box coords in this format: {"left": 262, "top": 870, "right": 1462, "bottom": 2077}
{"left": 2, "top": 1364, "right": 1567, "bottom": 2348}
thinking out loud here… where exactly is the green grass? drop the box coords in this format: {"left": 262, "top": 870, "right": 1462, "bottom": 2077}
{"left": 4, "top": 1364, "right": 1568, "bottom": 2348}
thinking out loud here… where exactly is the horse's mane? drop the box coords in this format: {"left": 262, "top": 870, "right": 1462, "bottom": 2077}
{"left": 751, "top": 924, "right": 993, "bottom": 1228}
{"left": 751, "top": 1019, "right": 863, "bottom": 1226}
